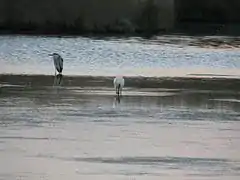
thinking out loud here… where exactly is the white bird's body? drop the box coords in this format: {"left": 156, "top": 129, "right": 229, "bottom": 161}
{"left": 49, "top": 53, "right": 63, "bottom": 75}
{"left": 113, "top": 76, "right": 125, "bottom": 96}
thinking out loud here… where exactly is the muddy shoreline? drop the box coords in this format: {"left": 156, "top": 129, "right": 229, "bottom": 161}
{"left": 1, "top": 74, "right": 240, "bottom": 91}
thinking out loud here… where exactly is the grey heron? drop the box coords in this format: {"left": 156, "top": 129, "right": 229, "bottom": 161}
{"left": 113, "top": 76, "right": 125, "bottom": 96}
{"left": 49, "top": 53, "right": 63, "bottom": 76}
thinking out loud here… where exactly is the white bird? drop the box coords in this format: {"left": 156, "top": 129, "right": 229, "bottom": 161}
{"left": 49, "top": 53, "right": 63, "bottom": 76}
{"left": 113, "top": 76, "right": 125, "bottom": 96}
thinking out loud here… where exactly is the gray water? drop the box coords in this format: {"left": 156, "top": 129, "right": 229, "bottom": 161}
{"left": 0, "top": 35, "right": 240, "bottom": 180}
{"left": 0, "top": 84, "right": 239, "bottom": 180}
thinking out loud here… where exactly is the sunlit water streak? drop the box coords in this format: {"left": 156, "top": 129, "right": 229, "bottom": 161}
{"left": 0, "top": 35, "right": 240, "bottom": 77}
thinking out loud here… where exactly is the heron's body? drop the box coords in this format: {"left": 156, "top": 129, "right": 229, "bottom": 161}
{"left": 113, "top": 76, "right": 124, "bottom": 96}
{"left": 49, "top": 53, "right": 63, "bottom": 75}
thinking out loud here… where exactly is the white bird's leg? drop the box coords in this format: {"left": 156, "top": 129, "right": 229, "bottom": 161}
{"left": 117, "top": 87, "right": 120, "bottom": 96}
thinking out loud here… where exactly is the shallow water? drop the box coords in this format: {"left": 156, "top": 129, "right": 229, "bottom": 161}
{"left": 0, "top": 35, "right": 240, "bottom": 180}
{"left": 0, "top": 80, "right": 240, "bottom": 180}
{"left": 0, "top": 35, "right": 240, "bottom": 77}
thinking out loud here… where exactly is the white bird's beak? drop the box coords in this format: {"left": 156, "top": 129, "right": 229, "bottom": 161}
{"left": 48, "top": 54, "right": 53, "bottom": 56}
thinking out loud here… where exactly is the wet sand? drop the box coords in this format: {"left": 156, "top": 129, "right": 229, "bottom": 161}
{"left": 0, "top": 74, "right": 240, "bottom": 180}
{"left": 1, "top": 74, "right": 240, "bottom": 91}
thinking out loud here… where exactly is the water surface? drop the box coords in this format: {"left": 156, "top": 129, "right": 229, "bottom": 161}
{"left": 0, "top": 80, "right": 240, "bottom": 180}
{"left": 0, "top": 35, "right": 240, "bottom": 180}
{"left": 0, "top": 35, "right": 240, "bottom": 77}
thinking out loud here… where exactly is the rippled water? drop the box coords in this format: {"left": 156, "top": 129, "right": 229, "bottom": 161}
{"left": 0, "top": 35, "right": 240, "bottom": 180}
{"left": 0, "top": 82, "right": 240, "bottom": 180}
{"left": 0, "top": 35, "right": 240, "bottom": 76}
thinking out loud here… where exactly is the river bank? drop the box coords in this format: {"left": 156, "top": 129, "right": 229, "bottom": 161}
{"left": 1, "top": 74, "right": 240, "bottom": 91}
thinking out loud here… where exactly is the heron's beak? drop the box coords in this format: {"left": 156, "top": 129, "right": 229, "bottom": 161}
{"left": 48, "top": 53, "right": 53, "bottom": 56}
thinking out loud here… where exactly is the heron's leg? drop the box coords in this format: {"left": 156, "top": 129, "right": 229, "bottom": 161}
{"left": 59, "top": 74, "right": 63, "bottom": 86}
{"left": 53, "top": 75, "right": 56, "bottom": 86}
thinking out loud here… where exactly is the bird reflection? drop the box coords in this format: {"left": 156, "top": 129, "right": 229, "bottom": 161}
{"left": 53, "top": 74, "right": 63, "bottom": 87}
{"left": 113, "top": 94, "right": 122, "bottom": 107}
{"left": 116, "top": 95, "right": 121, "bottom": 103}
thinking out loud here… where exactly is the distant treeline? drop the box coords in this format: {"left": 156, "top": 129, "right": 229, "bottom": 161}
{"left": 0, "top": 0, "right": 240, "bottom": 35}
{"left": 0, "top": 0, "right": 174, "bottom": 35}
{"left": 176, "top": 0, "right": 240, "bottom": 23}
{"left": 175, "top": 0, "right": 240, "bottom": 35}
